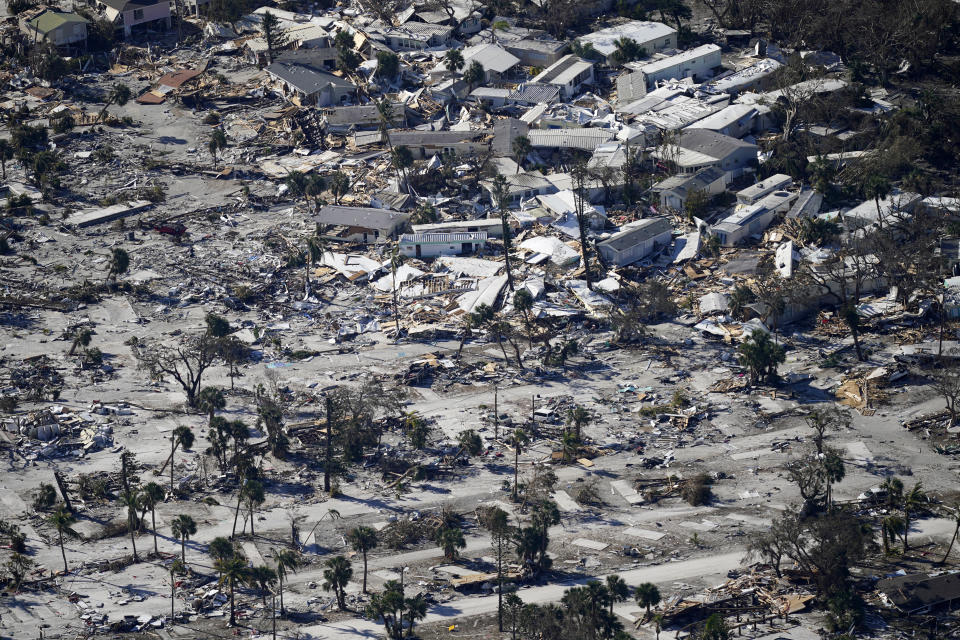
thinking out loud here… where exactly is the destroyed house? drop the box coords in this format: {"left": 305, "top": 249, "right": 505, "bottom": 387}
{"left": 19, "top": 9, "right": 89, "bottom": 53}
{"left": 314, "top": 206, "right": 410, "bottom": 243}
{"left": 577, "top": 21, "right": 677, "bottom": 64}
{"left": 652, "top": 166, "right": 728, "bottom": 211}
{"left": 481, "top": 172, "right": 556, "bottom": 208}
{"left": 265, "top": 52, "right": 357, "bottom": 107}
{"left": 369, "top": 21, "right": 454, "bottom": 50}
{"left": 399, "top": 232, "right": 487, "bottom": 258}
{"left": 413, "top": 218, "right": 508, "bottom": 238}
{"left": 597, "top": 218, "right": 673, "bottom": 266}
{"left": 86, "top": 0, "right": 171, "bottom": 38}
{"left": 685, "top": 103, "right": 765, "bottom": 139}
{"left": 634, "top": 44, "right": 721, "bottom": 88}
{"left": 531, "top": 55, "right": 595, "bottom": 99}
{"left": 389, "top": 130, "right": 492, "bottom": 159}
{"left": 878, "top": 573, "right": 960, "bottom": 614}
{"left": 504, "top": 37, "right": 569, "bottom": 68}
{"left": 322, "top": 103, "right": 407, "bottom": 133}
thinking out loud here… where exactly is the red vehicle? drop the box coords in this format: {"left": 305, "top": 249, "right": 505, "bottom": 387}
{"left": 154, "top": 222, "right": 186, "bottom": 237}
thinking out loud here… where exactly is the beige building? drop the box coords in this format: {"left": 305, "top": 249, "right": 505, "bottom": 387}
{"left": 20, "top": 9, "right": 89, "bottom": 53}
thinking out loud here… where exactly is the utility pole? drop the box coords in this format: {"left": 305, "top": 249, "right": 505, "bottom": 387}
{"left": 324, "top": 394, "right": 333, "bottom": 493}
{"left": 493, "top": 385, "right": 499, "bottom": 440}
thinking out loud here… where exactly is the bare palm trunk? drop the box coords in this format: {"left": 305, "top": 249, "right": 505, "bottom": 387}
{"left": 232, "top": 491, "right": 242, "bottom": 538}
{"left": 362, "top": 551, "right": 368, "bottom": 593}
{"left": 152, "top": 508, "right": 158, "bottom": 554}
{"left": 249, "top": 504, "right": 255, "bottom": 537}
{"left": 59, "top": 530, "right": 68, "bottom": 573}
{"left": 940, "top": 522, "right": 959, "bottom": 564}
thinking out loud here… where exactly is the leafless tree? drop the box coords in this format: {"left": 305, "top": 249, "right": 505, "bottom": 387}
{"left": 930, "top": 354, "right": 960, "bottom": 426}
{"left": 134, "top": 334, "right": 221, "bottom": 408}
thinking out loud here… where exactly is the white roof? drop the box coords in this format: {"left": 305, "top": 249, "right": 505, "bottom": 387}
{"left": 532, "top": 54, "right": 594, "bottom": 86}
{"left": 432, "top": 43, "right": 520, "bottom": 75}
{"left": 685, "top": 103, "right": 757, "bottom": 131}
{"left": 578, "top": 21, "right": 676, "bottom": 57}
{"left": 640, "top": 44, "right": 720, "bottom": 75}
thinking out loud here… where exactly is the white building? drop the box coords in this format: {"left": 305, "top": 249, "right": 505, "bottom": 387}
{"left": 685, "top": 103, "right": 768, "bottom": 139}
{"left": 399, "top": 232, "right": 487, "bottom": 258}
{"left": 636, "top": 44, "right": 721, "bottom": 88}
{"left": 736, "top": 174, "right": 792, "bottom": 205}
{"left": 577, "top": 21, "right": 676, "bottom": 64}
{"left": 412, "top": 218, "right": 509, "bottom": 238}
{"left": 711, "top": 190, "right": 798, "bottom": 246}
{"left": 531, "top": 55, "right": 595, "bottom": 99}
{"left": 597, "top": 218, "right": 673, "bottom": 266}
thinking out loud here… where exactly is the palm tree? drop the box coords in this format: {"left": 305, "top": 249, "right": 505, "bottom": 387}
{"left": 248, "top": 565, "right": 278, "bottom": 605}
{"left": 209, "top": 536, "right": 235, "bottom": 580}
{"left": 47, "top": 505, "right": 76, "bottom": 574}
{"left": 140, "top": 482, "right": 165, "bottom": 554}
{"left": 322, "top": 555, "right": 353, "bottom": 610}
{"left": 68, "top": 328, "right": 92, "bottom": 356}
{"left": 512, "top": 135, "right": 531, "bottom": 174}
{"left": 405, "top": 593, "right": 428, "bottom": 636}
{"left": 329, "top": 170, "right": 350, "bottom": 204}
{"left": 444, "top": 48, "right": 464, "bottom": 73}
{"left": 606, "top": 575, "right": 629, "bottom": 615}
{"left": 169, "top": 425, "right": 194, "bottom": 493}
{"left": 635, "top": 582, "right": 661, "bottom": 617}
{"left": 274, "top": 548, "right": 300, "bottom": 614}
{"left": 171, "top": 514, "right": 197, "bottom": 564}
{"left": 118, "top": 489, "right": 141, "bottom": 562}
{"left": 490, "top": 173, "right": 515, "bottom": 290}
{"left": 389, "top": 244, "right": 403, "bottom": 341}
{"left": 196, "top": 388, "right": 225, "bottom": 424}
{"left": 209, "top": 129, "right": 227, "bottom": 168}
{"left": 376, "top": 99, "right": 404, "bottom": 190}
{"left": 97, "top": 83, "right": 131, "bottom": 123}
{"left": 561, "top": 430, "right": 580, "bottom": 463}
{"left": 940, "top": 504, "right": 960, "bottom": 564}
{"left": 881, "top": 513, "right": 904, "bottom": 555}
{"left": 902, "top": 482, "right": 926, "bottom": 553}
{"left": 0, "top": 138, "right": 12, "bottom": 180}
{"left": 512, "top": 428, "right": 528, "bottom": 501}
{"left": 106, "top": 247, "right": 129, "bottom": 283}
{"left": 567, "top": 405, "right": 591, "bottom": 441}
{"left": 463, "top": 60, "right": 485, "bottom": 91}
{"left": 435, "top": 525, "right": 466, "bottom": 560}
{"left": 217, "top": 553, "right": 251, "bottom": 625}
{"left": 243, "top": 479, "right": 266, "bottom": 537}
{"left": 863, "top": 174, "right": 891, "bottom": 228}
{"left": 233, "top": 478, "right": 261, "bottom": 538}
{"left": 347, "top": 526, "right": 378, "bottom": 593}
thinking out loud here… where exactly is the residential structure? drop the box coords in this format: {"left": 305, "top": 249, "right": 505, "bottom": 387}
{"left": 389, "top": 130, "right": 493, "bottom": 159}
{"left": 314, "top": 205, "right": 411, "bottom": 243}
{"left": 711, "top": 189, "right": 798, "bottom": 246}
{"left": 656, "top": 129, "right": 758, "bottom": 179}
{"left": 430, "top": 44, "right": 520, "bottom": 83}
{"left": 531, "top": 55, "right": 595, "bottom": 99}
{"left": 86, "top": 0, "right": 171, "bottom": 38}
{"left": 685, "top": 103, "right": 768, "bottom": 138}
{"left": 736, "top": 174, "right": 792, "bottom": 205}
{"left": 19, "top": 9, "right": 89, "bottom": 53}
{"left": 265, "top": 52, "right": 358, "bottom": 107}
{"left": 634, "top": 44, "right": 722, "bottom": 88}
{"left": 413, "top": 218, "right": 509, "bottom": 239}
{"left": 652, "top": 166, "right": 728, "bottom": 211}
{"left": 481, "top": 171, "right": 557, "bottom": 208}
{"left": 399, "top": 232, "right": 487, "bottom": 258}
{"left": 597, "top": 218, "right": 673, "bottom": 266}
{"left": 577, "top": 21, "right": 677, "bottom": 64}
